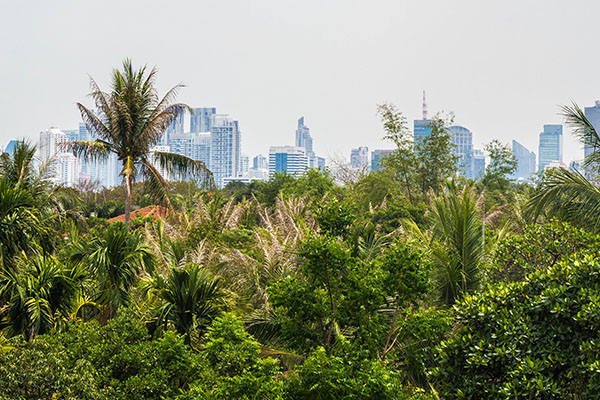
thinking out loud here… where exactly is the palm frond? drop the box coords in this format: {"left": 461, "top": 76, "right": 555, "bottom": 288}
{"left": 60, "top": 140, "right": 114, "bottom": 161}
{"left": 152, "top": 151, "right": 214, "bottom": 187}
{"left": 560, "top": 102, "right": 600, "bottom": 167}
{"left": 526, "top": 167, "right": 600, "bottom": 231}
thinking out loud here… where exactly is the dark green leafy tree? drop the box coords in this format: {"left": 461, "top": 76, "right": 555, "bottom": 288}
{"left": 435, "top": 250, "right": 600, "bottom": 399}
{"left": 486, "top": 220, "right": 598, "bottom": 283}
{"left": 70, "top": 223, "right": 154, "bottom": 322}
{"left": 482, "top": 139, "right": 517, "bottom": 191}
{"left": 64, "top": 59, "right": 212, "bottom": 223}
{"left": 377, "top": 103, "right": 418, "bottom": 203}
{"left": 414, "top": 115, "right": 457, "bottom": 196}
{"left": 187, "top": 313, "right": 283, "bottom": 399}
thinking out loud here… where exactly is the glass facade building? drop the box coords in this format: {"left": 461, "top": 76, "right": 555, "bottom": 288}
{"left": 269, "top": 146, "right": 308, "bottom": 176}
{"left": 449, "top": 126, "right": 474, "bottom": 178}
{"left": 511, "top": 140, "right": 536, "bottom": 181}
{"left": 538, "top": 124, "right": 563, "bottom": 172}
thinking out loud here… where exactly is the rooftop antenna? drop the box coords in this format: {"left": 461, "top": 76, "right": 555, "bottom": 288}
{"left": 422, "top": 90, "right": 428, "bottom": 120}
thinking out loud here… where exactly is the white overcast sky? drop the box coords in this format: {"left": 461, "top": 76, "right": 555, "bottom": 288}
{"left": 1, "top": 0, "right": 598, "bottom": 164}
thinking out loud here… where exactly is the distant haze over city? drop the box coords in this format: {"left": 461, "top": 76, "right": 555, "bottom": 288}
{"left": 1, "top": 0, "right": 598, "bottom": 165}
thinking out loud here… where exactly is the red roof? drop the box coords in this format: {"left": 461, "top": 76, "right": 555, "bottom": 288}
{"left": 107, "top": 205, "right": 169, "bottom": 223}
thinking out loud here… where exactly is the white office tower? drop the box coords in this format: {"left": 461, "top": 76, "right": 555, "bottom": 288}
{"left": 269, "top": 146, "right": 309, "bottom": 177}
{"left": 350, "top": 147, "right": 370, "bottom": 169}
{"left": 38, "top": 127, "right": 81, "bottom": 187}
{"left": 210, "top": 115, "right": 241, "bottom": 188}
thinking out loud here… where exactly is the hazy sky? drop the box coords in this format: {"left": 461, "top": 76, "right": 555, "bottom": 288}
{"left": 1, "top": 0, "right": 599, "bottom": 164}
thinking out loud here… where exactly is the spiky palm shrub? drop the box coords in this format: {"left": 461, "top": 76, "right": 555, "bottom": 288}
{"left": 406, "top": 182, "right": 482, "bottom": 306}
{"left": 64, "top": 59, "right": 212, "bottom": 223}
{"left": 142, "top": 263, "right": 223, "bottom": 344}
{"left": 69, "top": 223, "right": 154, "bottom": 323}
{"left": 0, "top": 254, "right": 85, "bottom": 339}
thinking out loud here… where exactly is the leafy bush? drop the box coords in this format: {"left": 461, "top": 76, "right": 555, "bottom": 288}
{"left": 487, "top": 220, "right": 598, "bottom": 283}
{"left": 435, "top": 251, "right": 600, "bottom": 398}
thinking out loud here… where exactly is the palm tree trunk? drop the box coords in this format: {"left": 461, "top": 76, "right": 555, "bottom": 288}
{"left": 124, "top": 174, "right": 132, "bottom": 224}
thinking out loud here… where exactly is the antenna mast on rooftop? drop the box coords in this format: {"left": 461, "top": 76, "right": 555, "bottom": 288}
{"left": 422, "top": 90, "right": 428, "bottom": 120}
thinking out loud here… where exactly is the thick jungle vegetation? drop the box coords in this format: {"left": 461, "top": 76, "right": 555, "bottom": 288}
{"left": 1, "top": 62, "right": 600, "bottom": 399}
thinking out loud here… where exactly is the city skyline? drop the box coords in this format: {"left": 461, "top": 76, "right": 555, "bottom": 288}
{"left": 1, "top": 1, "right": 593, "bottom": 167}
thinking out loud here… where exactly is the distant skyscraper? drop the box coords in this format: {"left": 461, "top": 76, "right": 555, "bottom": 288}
{"left": 253, "top": 154, "right": 268, "bottom": 169}
{"left": 240, "top": 155, "right": 249, "bottom": 174}
{"left": 448, "top": 126, "right": 474, "bottom": 178}
{"left": 269, "top": 146, "right": 308, "bottom": 176}
{"left": 190, "top": 107, "right": 216, "bottom": 133}
{"left": 512, "top": 140, "right": 536, "bottom": 181}
{"left": 371, "top": 149, "right": 394, "bottom": 171}
{"left": 473, "top": 149, "right": 485, "bottom": 179}
{"left": 3, "top": 140, "right": 19, "bottom": 156}
{"left": 169, "top": 132, "right": 211, "bottom": 167}
{"left": 39, "top": 127, "right": 68, "bottom": 162}
{"left": 350, "top": 146, "right": 369, "bottom": 169}
{"left": 38, "top": 128, "right": 81, "bottom": 187}
{"left": 210, "top": 114, "right": 241, "bottom": 187}
{"left": 538, "top": 124, "right": 563, "bottom": 172}
{"left": 295, "top": 117, "right": 313, "bottom": 156}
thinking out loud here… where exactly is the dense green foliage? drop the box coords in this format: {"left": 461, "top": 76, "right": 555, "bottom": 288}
{"left": 2, "top": 70, "right": 600, "bottom": 398}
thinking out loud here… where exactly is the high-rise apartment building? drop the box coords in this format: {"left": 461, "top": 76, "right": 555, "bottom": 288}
{"left": 38, "top": 127, "right": 81, "bottom": 187}
{"left": 240, "top": 155, "right": 249, "bottom": 174}
{"left": 169, "top": 132, "right": 211, "bottom": 166}
{"left": 39, "top": 127, "right": 68, "bottom": 162}
{"left": 190, "top": 107, "right": 217, "bottom": 133}
{"left": 371, "top": 149, "right": 394, "bottom": 171}
{"left": 210, "top": 114, "right": 241, "bottom": 187}
{"left": 512, "top": 140, "right": 536, "bottom": 181}
{"left": 350, "top": 146, "right": 370, "bottom": 169}
{"left": 538, "top": 124, "right": 563, "bottom": 172}
{"left": 269, "top": 146, "right": 308, "bottom": 176}
{"left": 253, "top": 154, "right": 268, "bottom": 169}
{"left": 449, "top": 126, "right": 474, "bottom": 178}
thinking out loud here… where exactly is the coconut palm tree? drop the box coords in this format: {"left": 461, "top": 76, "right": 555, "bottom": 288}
{"left": 63, "top": 59, "right": 212, "bottom": 223}
{"left": 527, "top": 102, "right": 600, "bottom": 231}
{"left": 69, "top": 223, "right": 155, "bottom": 323}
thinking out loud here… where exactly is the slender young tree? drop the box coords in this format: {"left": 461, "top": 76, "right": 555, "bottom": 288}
{"left": 63, "top": 59, "right": 212, "bottom": 223}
